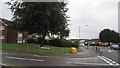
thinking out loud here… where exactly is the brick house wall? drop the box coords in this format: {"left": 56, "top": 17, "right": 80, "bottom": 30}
{"left": 0, "top": 22, "right": 2, "bottom": 43}
{"left": 7, "top": 27, "right": 17, "bottom": 43}
{"left": 0, "top": 22, "right": 7, "bottom": 43}
{"left": 0, "top": 19, "right": 17, "bottom": 43}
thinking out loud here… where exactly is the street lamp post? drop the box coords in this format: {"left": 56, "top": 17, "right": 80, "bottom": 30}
{"left": 79, "top": 26, "right": 81, "bottom": 50}
{"left": 79, "top": 25, "right": 88, "bottom": 39}
{"left": 79, "top": 26, "right": 80, "bottom": 40}
{"left": 79, "top": 25, "right": 88, "bottom": 49}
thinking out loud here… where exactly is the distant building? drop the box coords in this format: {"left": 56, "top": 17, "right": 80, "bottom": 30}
{"left": 69, "top": 39, "right": 87, "bottom": 42}
{"left": 0, "top": 18, "right": 17, "bottom": 43}
{"left": 84, "top": 39, "right": 100, "bottom": 45}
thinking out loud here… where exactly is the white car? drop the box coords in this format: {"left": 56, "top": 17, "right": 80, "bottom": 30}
{"left": 80, "top": 44, "right": 85, "bottom": 47}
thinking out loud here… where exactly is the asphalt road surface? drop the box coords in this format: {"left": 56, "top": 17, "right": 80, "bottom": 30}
{"left": 1, "top": 53, "right": 108, "bottom": 66}
{"left": 99, "top": 47, "right": 119, "bottom": 63}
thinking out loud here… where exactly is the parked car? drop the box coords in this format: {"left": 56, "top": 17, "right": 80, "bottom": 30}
{"left": 110, "top": 45, "right": 120, "bottom": 50}
{"left": 80, "top": 44, "right": 85, "bottom": 47}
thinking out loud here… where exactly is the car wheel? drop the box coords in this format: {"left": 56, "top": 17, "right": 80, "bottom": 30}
{"left": 111, "top": 47, "right": 113, "bottom": 49}
{"left": 114, "top": 48, "right": 117, "bottom": 50}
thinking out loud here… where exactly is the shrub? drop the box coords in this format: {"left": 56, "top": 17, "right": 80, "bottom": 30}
{"left": 26, "top": 38, "right": 37, "bottom": 43}
{"left": 49, "top": 38, "right": 61, "bottom": 47}
{"left": 36, "top": 37, "right": 43, "bottom": 44}
{"left": 44, "top": 39, "right": 49, "bottom": 45}
{"left": 49, "top": 38, "right": 79, "bottom": 47}
{"left": 36, "top": 37, "right": 49, "bottom": 45}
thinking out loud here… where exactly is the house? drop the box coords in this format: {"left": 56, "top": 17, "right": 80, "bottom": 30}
{"left": 84, "top": 39, "right": 100, "bottom": 45}
{"left": 0, "top": 18, "right": 17, "bottom": 43}
{"left": 69, "top": 39, "right": 87, "bottom": 42}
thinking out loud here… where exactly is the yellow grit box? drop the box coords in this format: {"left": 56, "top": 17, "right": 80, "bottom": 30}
{"left": 70, "top": 47, "right": 77, "bottom": 54}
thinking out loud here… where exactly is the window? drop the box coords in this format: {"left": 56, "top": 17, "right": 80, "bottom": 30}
{"left": 0, "top": 36, "right": 4, "bottom": 39}
{"left": 0, "top": 26, "right": 5, "bottom": 30}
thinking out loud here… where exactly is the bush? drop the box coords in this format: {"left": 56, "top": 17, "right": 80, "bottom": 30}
{"left": 27, "top": 38, "right": 37, "bottom": 43}
{"left": 89, "top": 44, "right": 100, "bottom": 46}
{"left": 36, "top": 37, "right": 49, "bottom": 45}
{"left": 49, "top": 38, "right": 79, "bottom": 47}
{"left": 44, "top": 39, "right": 49, "bottom": 45}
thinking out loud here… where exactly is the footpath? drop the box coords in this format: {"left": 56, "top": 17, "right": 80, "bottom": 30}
{"left": 2, "top": 46, "right": 99, "bottom": 58}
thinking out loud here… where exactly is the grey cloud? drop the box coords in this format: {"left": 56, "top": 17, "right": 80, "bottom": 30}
{"left": 67, "top": 0, "right": 118, "bottom": 39}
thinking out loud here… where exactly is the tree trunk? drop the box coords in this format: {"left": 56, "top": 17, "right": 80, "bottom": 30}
{"left": 108, "top": 42, "right": 111, "bottom": 46}
{"left": 40, "top": 32, "right": 47, "bottom": 47}
{"left": 22, "top": 33, "right": 24, "bottom": 43}
{"left": 60, "top": 36, "right": 63, "bottom": 39}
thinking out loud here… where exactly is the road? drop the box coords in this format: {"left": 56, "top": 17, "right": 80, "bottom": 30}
{"left": 99, "top": 47, "right": 119, "bottom": 64}
{"left": 0, "top": 46, "right": 119, "bottom": 68}
{"left": 1, "top": 53, "right": 107, "bottom": 66}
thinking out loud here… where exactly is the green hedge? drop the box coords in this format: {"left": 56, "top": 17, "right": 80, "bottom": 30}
{"left": 26, "top": 38, "right": 79, "bottom": 47}
{"left": 27, "top": 38, "right": 37, "bottom": 43}
{"left": 27, "top": 37, "right": 49, "bottom": 45}
{"left": 49, "top": 38, "right": 79, "bottom": 47}
{"left": 37, "top": 37, "right": 49, "bottom": 45}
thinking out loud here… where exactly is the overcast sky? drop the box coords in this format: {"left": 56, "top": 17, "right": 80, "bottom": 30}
{"left": 0, "top": 0, "right": 119, "bottom": 39}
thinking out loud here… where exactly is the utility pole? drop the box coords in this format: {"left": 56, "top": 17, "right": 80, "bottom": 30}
{"left": 79, "top": 26, "right": 80, "bottom": 39}
{"left": 79, "top": 25, "right": 88, "bottom": 49}
{"left": 79, "top": 26, "right": 81, "bottom": 50}
{"left": 79, "top": 25, "right": 88, "bottom": 39}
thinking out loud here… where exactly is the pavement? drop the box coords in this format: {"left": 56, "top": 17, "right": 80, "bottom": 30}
{"left": 1, "top": 46, "right": 99, "bottom": 58}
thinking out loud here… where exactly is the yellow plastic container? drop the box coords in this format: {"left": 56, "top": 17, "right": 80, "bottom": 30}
{"left": 71, "top": 47, "right": 77, "bottom": 54}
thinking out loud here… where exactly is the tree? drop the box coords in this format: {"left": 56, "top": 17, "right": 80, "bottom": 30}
{"left": 99, "top": 29, "right": 120, "bottom": 45}
{"left": 59, "top": 28, "right": 70, "bottom": 39}
{"left": 6, "top": 1, "right": 70, "bottom": 44}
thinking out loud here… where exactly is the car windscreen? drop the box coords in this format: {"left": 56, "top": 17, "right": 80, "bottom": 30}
{"left": 112, "top": 45, "right": 119, "bottom": 47}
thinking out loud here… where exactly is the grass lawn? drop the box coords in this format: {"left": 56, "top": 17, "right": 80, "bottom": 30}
{"left": 0, "top": 43, "right": 82, "bottom": 54}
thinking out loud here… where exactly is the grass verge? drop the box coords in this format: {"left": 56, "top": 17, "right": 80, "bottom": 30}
{"left": 0, "top": 43, "right": 82, "bottom": 54}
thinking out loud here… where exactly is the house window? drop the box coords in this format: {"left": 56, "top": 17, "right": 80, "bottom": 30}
{"left": 0, "top": 36, "right": 4, "bottom": 39}
{"left": 0, "top": 26, "right": 5, "bottom": 30}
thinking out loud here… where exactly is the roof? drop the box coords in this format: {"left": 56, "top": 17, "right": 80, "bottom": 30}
{"left": 70, "top": 39, "right": 88, "bottom": 41}
{"left": 0, "top": 19, "right": 8, "bottom": 26}
{"left": 84, "top": 39, "right": 99, "bottom": 42}
{"left": 0, "top": 18, "right": 12, "bottom": 27}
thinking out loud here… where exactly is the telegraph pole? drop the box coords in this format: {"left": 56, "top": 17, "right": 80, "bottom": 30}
{"left": 79, "top": 26, "right": 80, "bottom": 39}
{"left": 79, "top": 26, "right": 81, "bottom": 50}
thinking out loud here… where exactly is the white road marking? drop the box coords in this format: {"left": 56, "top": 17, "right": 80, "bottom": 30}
{"left": 33, "top": 55, "right": 39, "bottom": 56}
{"left": 5, "top": 57, "right": 27, "bottom": 60}
{"left": 28, "top": 59, "right": 44, "bottom": 61}
{"left": 101, "top": 56, "right": 117, "bottom": 64}
{"left": 108, "top": 51, "right": 111, "bottom": 52}
{"left": 105, "top": 57, "right": 113, "bottom": 61}
{"left": 0, "top": 63, "right": 8, "bottom": 66}
{"left": 33, "top": 55, "right": 40, "bottom": 57}
{"left": 66, "top": 62, "right": 72, "bottom": 63}
{"left": 98, "top": 56, "right": 119, "bottom": 66}
{"left": 66, "top": 62, "right": 109, "bottom": 65}
{"left": 116, "top": 63, "right": 119, "bottom": 65}
{"left": 5, "top": 56, "right": 44, "bottom": 62}
{"left": 98, "top": 56, "right": 113, "bottom": 65}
